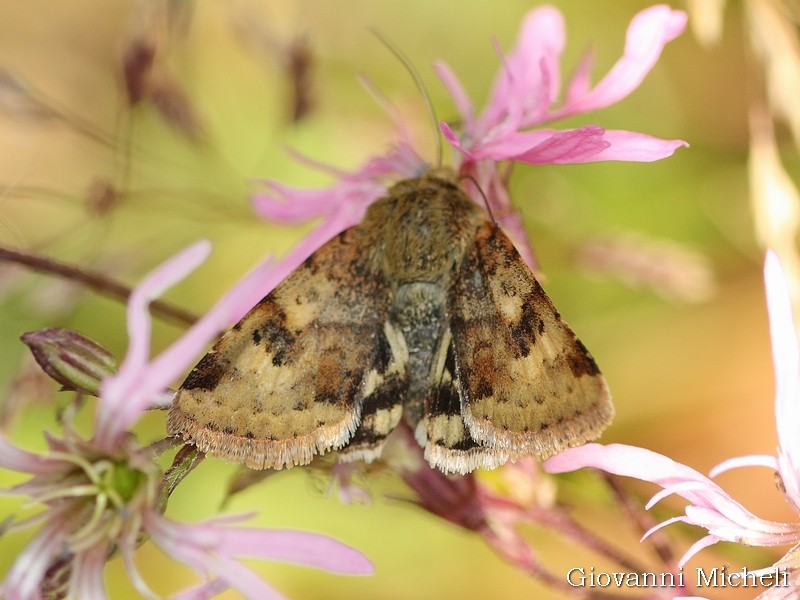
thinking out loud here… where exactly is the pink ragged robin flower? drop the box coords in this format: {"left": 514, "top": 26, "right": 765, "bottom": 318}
{"left": 251, "top": 4, "right": 688, "bottom": 272}
{"left": 0, "top": 242, "right": 373, "bottom": 599}
{"left": 436, "top": 4, "right": 689, "bottom": 266}
{"left": 545, "top": 251, "right": 800, "bottom": 598}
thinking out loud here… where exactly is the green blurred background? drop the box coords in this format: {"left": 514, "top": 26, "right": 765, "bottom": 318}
{"left": 0, "top": 1, "right": 790, "bottom": 598}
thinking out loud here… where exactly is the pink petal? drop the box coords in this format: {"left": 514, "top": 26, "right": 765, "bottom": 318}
{"left": 646, "top": 481, "right": 715, "bottom": 510}
{"left": 252, "top": 141, "right": 422, "bottom": 226}
{"left": 553, "top": 5, "right": 688, "bottom": 118}
{"left": 3, "top": 517, "right": 68, "bottom": 600}
{"left": 113, "top": 241, "right": 211, "bottom": 400}
{"left": 764, "top": 251, "right": 800, "bottom": 473}
{"left": 208, "top": 555, "right": 286, "bottom": 600}
{"left": 97, "top": 244, "right": 277, "bottom": 448}
{"left": 356, "top": 143, "right": 426, "bottom": 181}
{"left": 146, "top": 516, "right": 286, "bottom": 600}
{"left": 439, "top": 122, "right": 472, "bottom": 157}
{"left": 509, "top": 125, "right": 610, "bottom": 164}
{"left": 547, "top": 444, "right": 800, "bottom": 550}
{"left": 0, "top": 435, "right": 71, "bottom": 474}
{"left": 132, "top": 253, "right": 278, "bottom": 401}
{"left": 214, "top": 528, "right": 374, "bottom": 574}
{"left": 468, "top": 125, "right": 607, "bottom": 162}
{"left": 710, "top": 455, "right": 778, "bottom": 477}
{"left": 642, "top": 514, "right": 687, "bottom": 541}
{"left": 95, "top": 241, "right": 211, "bottom": 449}
{"left": 68, "top": 544, "right": 109, "bottom": 600}
{"left": 564, "top": 48, "right": 596, "bottom": 106}
{"left": 684, "top": 504, "right": 792, "bottom": 537}
{"left": 252, "top": 184, "right": 340, "bottom": 222}
{"left": 677, "top": 535, "right": 721, "bottom": 567}
{"left": 150, "top": 514, "right": 373, "bottom": 575}
{"left": 119, "top": 535, "right": 160, "bottom": 600}
{"left": 252, "top": 180, "right": 385, "bottom": 224}
{"left": 584, "top": 130, "right": 689, "bottom": 162}
{"left": 512, "top": 5, "right": 566, "bottom": 109}
{"left": 434, "top": 61, "right": 474, "bottom": 128}
{"left": 545, "top": 443, "right": 706, "bottom": 485}
{"left": 548, "top": 446, "right": 737, "bottom": 524}
{"left": 478, "top": 6, "right": 565, "bottom": 133}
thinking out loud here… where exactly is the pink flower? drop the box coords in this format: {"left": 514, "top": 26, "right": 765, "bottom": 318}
{"left": 436, "top": 5, "right": 687, "bottom": 266}
{"left": 437, "top": 5, "right": 688, "bottom": 166}
{"left": 250, "top": 5, "right": 688, "bottom": 271}
{"left": 545, "top": 251, "right": 800, "bottom": 595}
{"left": 1, "top": 242, "right": 373, "bottom": 599}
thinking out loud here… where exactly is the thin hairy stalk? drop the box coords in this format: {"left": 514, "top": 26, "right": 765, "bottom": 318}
{"left": 603, "top": 474, "right": 677, "bottom": 568}
{"left": 0, "top": 246, "right": 198, "bottom": 327}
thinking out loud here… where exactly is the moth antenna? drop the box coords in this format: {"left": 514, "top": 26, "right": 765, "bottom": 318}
{"left": 370, "top": 28, "right": 442, "bottom": 168}
{"left": 462, "top": 174, "right": 496, "bottom": 224}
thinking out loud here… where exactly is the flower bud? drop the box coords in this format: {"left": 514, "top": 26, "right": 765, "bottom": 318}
{"left": 21, "top": 328, "right": 117, "bottom": 396}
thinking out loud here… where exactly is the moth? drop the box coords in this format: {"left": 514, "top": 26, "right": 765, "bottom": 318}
{"left": 167, "top": 171, "right": 613, "bottom": 474}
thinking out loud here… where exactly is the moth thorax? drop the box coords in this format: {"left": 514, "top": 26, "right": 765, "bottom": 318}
{"left": 366, "top": 181, "right": 482, "bottom": 284}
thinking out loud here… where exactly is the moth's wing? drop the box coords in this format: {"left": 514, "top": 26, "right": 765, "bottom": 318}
{"left": 336, "top": 321, "right": 407, "bottom": 464}
{"left": 420, "top": 327, "right": 509, "bottom": 475}
{"left": 448, "top": 223, "right": 613, "bottom": 462}
{"left": 168, "top": 228, "right": 408, "bottom": 470}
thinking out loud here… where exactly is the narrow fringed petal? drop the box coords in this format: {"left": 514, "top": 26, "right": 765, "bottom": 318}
{"left": 68, "top": 543, "right": 109, "bottom": 600}
{"left": 764, "top": 251, "right": 800, "bottom": 508}
{"left": 2, "top": 517, "right": 68, "bottom": 600}
{"left": 96, "top": 241, "right": 211, "bottom": 450}
{"left": 433, "top": 61, "right": 474, "bottom": 130}
{"left": 144, "top": 512, "right": 373, "bottom": 600}
{"left": 439, "top": 5, "right": 688, "bottom": 168}
{"left": 583, "top": 130, "right": 689, "bottom": 162}
{"left": 0, "top": 434, "right": 72, "bottom": 474}
{"left": 552, "top": 5, "right": 688, "bottom": 119}
{"left": 546, "top": 443, "right": 800, "bottom": 550}
{"left": 710, "top": 454, "right": 778, "bottom": 476}
{"left": 478, "top": 5, "right": 565, "bottom": 133}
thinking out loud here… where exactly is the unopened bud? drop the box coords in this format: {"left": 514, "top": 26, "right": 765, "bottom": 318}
{"left": 21, "top": 328, "right": 117, "bottom": 396}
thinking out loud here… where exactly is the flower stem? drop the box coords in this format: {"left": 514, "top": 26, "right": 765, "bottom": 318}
{"left": 529, "top": 504, "right": 648, "bottom": 575}
{"left": 0, "top": 245, "right": 198, "bottom": 327}
{"left": 602, "top": 474, "right": 677, "bottom": 568}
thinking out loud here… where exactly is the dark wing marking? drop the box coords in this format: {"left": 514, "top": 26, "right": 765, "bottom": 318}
{"left": 421, "top": 327, "right": 509, "bottom": 474}
{"left": 168, "top": 227, "right": 407, "bottom": 470}
{"left": 448, "top": 223, "right": 613, "bottom": 462}
{"left": 336, "top": 322, "right": 407, "bottom": 464}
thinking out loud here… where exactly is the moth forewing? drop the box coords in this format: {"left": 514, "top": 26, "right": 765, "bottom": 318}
{"left": 417, "top": 327, "right": 510, "bottom": 475}
{"left": 335, "top": 322, "right": 408, "bottom": 464}
{"left": 447, "top": 223, "right": 614, "bottom": 462}
{"left": 168, "top": 227, "right": 396, "bottom": 470}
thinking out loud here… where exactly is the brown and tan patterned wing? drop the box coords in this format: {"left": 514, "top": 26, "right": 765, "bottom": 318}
{"left": 421, "top": 328, "right": 510, "bottom": 475}
{"left": 447, "top": 223, "right": 613, "bottom": 464}
{"left": 168, "top": 228, "right": 408, "bottom": 470}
